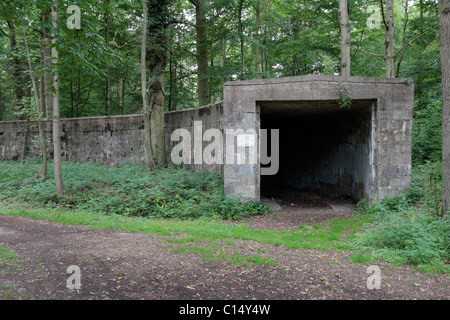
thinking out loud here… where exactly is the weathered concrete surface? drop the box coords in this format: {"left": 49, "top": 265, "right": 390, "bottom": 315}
{"left": 0, "top": 102, "right": 223, "bottom": 174}
{"left": 223, "top": 75, "right": 414, "bottom": 203}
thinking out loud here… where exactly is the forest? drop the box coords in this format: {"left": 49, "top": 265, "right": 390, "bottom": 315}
{"left": 1, "top": 0, "right": 446, "bottom": 197}
{"left": 0, "top": 0, "right": 441, "bottom": 125}
{"left": 0, "top": 1, "right": 449, "bottom": 298}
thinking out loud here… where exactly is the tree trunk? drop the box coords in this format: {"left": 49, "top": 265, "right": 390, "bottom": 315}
{"left": 121, "top": 65, "right": 128, "bottom": 114}
{"left": 51, "top": 0, "right": 64, "bottom": 196}
{"left": 40, "top": 12, "right": 46, "bottom": 117}
{"left": 42, "top": 9, "right": 53, "bottom": 119}
{"left": 118, "top": 78, "right": 123, "bottom": 111}
{"left": 141, "top": 0, "right": 155, "bottom": 170}
{"left": 7, "top": 21, "right": 25, "bottom": 112}
{"left": 440, "top": 0, "right": 450, "bottom": 216}
{"left": 0, "top": 83, "right": 2, "bottom": 121}
{"left": 147, "top": 0, "right": 168, "bottom": 166}
{"left": 22, "top": 118, "right": 30, "bottom": 161}
{"left": 195, "top": 0, "right": 209, "bottom": 107}
{"left": 105, "top": 1, "right": 112, "bottom": 116}
{"left": 339, "top": 0, "right": 351, "bottom": 77}
{"left": 396, "top": 0, "right": 409, "bottom": 78}
{"left": 238, "top": 0, "right": 245, "bottom": 77}
{"left": 168, "top": 56, "right": 173, "bottom": 111}
{"left": 384, "top": 0, "right": 395, "bottom": 78}
{"left": 24, "top": 27, "right": 47, "bottom": 177}
{"left": 255, "top": 4, "right": 261, "bottom": 76}
{"left": 149, "top": 71, "right": 167, "bottom": 166}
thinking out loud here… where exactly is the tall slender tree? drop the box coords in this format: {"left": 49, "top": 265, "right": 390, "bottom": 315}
{"left": 339, "top": 0, "right": 351, "bottom": 77}
{"left": 7, "top": 21, "right": 26, "bottom": 112}
{"left": 23, "top": 27, "right": 47, "bottom": 178}
{"left": 141, "top": 0, "right": 155, "bottom": 170}
{"left": 440, "top": 0, "right": 450, "bottom": 216}
{"left": 42, "top": 8, "right": 53, "bottom": 119}
{"left": 238, "top": 0, "right": 245, "bottom": 77}
{"left": 104, "top": 0, "right": 112, "bottom": 116}
{"left": 189, "top": 0, "right": 209, "bottom": 107}
{"left": 51, "top": 0, "right": 63, "bottom": 196}
{"left": 0, "top": 83, "right": 2, "bottom": 121}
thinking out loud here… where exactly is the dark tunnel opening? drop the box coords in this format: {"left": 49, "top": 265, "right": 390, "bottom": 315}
{"left": 260, "top": 99, "right": 375, "bottom": 203}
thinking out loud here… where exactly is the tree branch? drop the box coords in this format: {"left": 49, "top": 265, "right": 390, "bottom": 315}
{"left": 112, "top": 30, "right": 138, "bottom": 49}
{"left": 188, "top": 0, "right": 199, "bottom": 7}
{"left": 0, "top": 28, "right": 10, "bottom": 37}
{"left": 394, "top": 26, "right": 438, "bottom": 57}
{"left": 380, "top": 0, "right": 388, "bottom": 29}
{"left": 353, "top": 47, "right": 384, "bottom": 59}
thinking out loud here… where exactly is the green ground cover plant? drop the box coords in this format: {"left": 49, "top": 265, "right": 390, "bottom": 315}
{"left": 0, "top": 159, "right": 268, "bottom": 220}
{"left": 350, "top": 161, "right": 450, "bottom": 274}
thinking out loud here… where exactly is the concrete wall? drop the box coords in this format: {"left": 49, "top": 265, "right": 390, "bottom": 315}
{"left": 0, "top": 102, "right": 223, "bottom": 174}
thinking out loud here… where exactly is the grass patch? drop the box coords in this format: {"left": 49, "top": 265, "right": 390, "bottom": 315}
{"left": 0, "top": 246, "right": 21, "bottom": 271}
{"left": 348, "top": 253, "right": 375, "bottom": 264}
{"left": 171, "top": 241, "right": 277, "bottom": 267}
{"left": 0, "top": 203, "right": 364, "bottom": 252}
{"left": 0, "top": 247, "right": 16, "bottom": 263}
{"left": 230, "top": 253, "right": 276, "bottom": 266}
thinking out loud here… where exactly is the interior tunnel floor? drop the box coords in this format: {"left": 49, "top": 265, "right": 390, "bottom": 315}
{"left": 237, "top": 187, "right": 358, "bottom": 231}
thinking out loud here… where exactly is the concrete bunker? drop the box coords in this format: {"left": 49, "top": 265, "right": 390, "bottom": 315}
{"left": 223, "top": 75, "right": 415, "bottom": 204}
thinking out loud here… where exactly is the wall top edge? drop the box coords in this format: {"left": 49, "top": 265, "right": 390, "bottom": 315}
{"left": 224, "top": 75, "right": 414, "bottom": 87}
{"left": 0, "top": 101, "right": 225, "bottom": 125}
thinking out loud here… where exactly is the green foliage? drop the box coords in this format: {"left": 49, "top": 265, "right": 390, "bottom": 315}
{"left": 337, "top": 82, "right": 352, "bottom": 109}
{"left": 352, "top": 163, "right": 449, "bottom": 272}
{"left": 0, "top": 0, "right": 442, "bottom": 118}
{"left": 352, "top": 208, "right": 449, "bottom": 266}
{"left": 0, "top": 159, "right": 268, "bottom": 220}
{"left": 412, "top": 99, "right": 442, "bottom": 165}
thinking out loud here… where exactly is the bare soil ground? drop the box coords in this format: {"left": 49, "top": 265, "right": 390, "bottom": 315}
{"left": 0, "top": 192, "right": 449, "bottom": 300}
{"left": 250, "top": 188, "right": 357, "bottom": 230}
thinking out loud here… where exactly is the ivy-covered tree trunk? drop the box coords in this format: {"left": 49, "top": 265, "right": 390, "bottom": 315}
{"left": 440, "top": 0, "right": 450, "bottom": 216}
{"left": 146, "top": 0, "right": 168, "bottom": 166}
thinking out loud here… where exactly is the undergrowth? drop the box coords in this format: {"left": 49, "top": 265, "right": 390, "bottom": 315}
{"left": 0, "top": 159, "right": 268, "bottom": 220}
{"left": 350, "top": 161, "right": 450, "bottom": 274}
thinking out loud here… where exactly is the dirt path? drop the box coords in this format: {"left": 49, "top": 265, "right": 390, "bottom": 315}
{"left": 0, "top": 212, "right": 448, "bottom": 301}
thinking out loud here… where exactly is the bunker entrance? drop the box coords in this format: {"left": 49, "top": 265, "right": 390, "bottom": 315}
{"left": 259, "top": 99, "right": 376, "bottom": 203}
